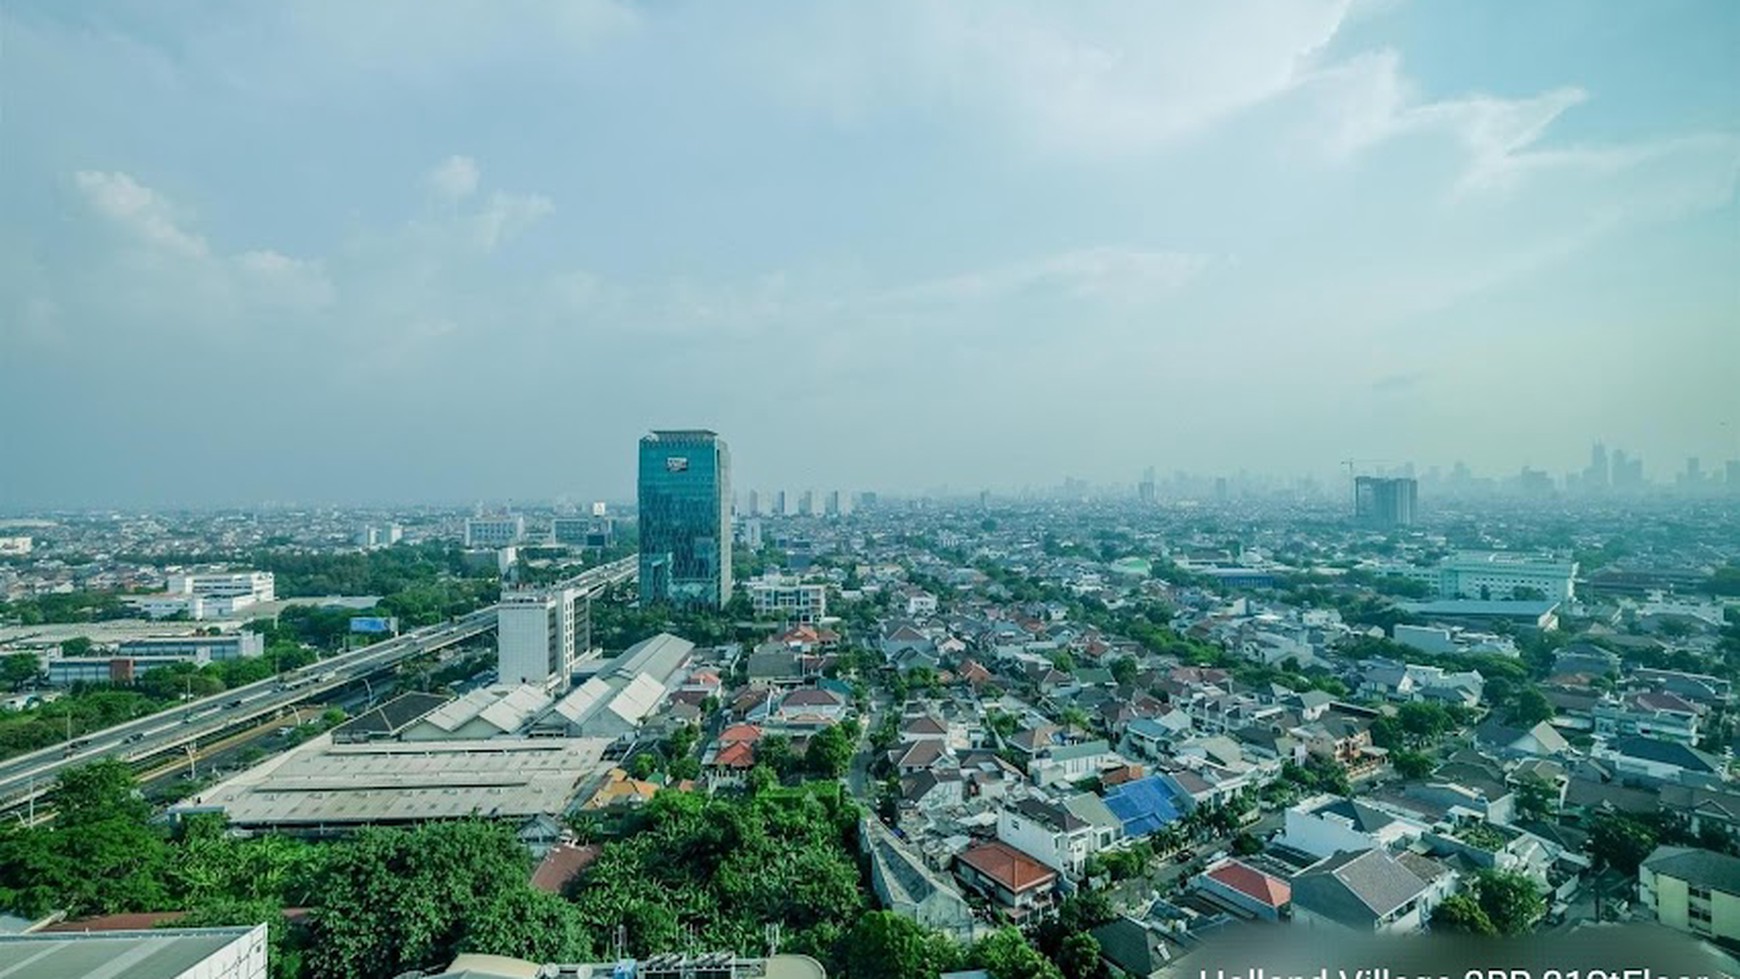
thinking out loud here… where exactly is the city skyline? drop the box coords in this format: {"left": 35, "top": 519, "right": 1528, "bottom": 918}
{"left": 3, "top": 1, "right": 1737, "bottom": 507}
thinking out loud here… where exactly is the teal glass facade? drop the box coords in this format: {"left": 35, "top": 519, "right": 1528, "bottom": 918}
{"left": 638, "top": 430, "right": 732, "bottom": 608}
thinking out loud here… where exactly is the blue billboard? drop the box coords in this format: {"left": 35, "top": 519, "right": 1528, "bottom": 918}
{"left": 349, "top": 616, "right": 398, "bottom": 634}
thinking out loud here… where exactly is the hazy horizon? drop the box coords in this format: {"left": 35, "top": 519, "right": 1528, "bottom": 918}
{"left": 4, "top": 1, "right": 1738, "bottom": 509}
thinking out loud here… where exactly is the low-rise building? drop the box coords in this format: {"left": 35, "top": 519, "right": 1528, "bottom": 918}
{"left": 997, "top": 798, "right": 1097, "bottom": 877}
{"left": 1197, "top": 860, "right": 1292, "bottom": 921}
{"left": 1279, "top": 794, "right": 1425, "bottom": 860}
{"left": 1029, "top": 739, "right": 1116, "bottom": 787}
{"left": 861, "top": 817, "right": 977, "bottom": 941}
{"left": 1593, "top": 691, "right": 1702, "bottom": 746}
{"left": 954, "top": 841, "right": 1057, "bottom": 920}
{"left": 746, "top": 574, "right": 828, "bottom": 623}
{"left": 1640, "top": 845, "right": 1740, "bottom": 944}
{"left": 1291, "top": 848, "right": 1437, "bottom": 934}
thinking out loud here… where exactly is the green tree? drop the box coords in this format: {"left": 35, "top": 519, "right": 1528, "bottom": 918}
{"left": 630, "top": 752, "right": 661, "bottom": 780}
{"left": 1432, "top": 893, "right": 1496, "bottom": 935}
{"left": 838, "top": 911, "right": 960, "bottom": 979}
{"left": 748, "top": 763, "right": 778, "bottom": 795}
{"left": 1391, "top": 750, "right": 1434, "bottom": 780}
{"left": 1109, "top": 656, "right": 1138, "bottom": 687}
{"left": 1056, "top": 932, "right": 1106, "bottom": 979}
{"left": 1472, "top": 869, "right": 1545, "bottom": 936}
{"left": 1587, "top": 812, "right": 1659, "bottom": 874}
{"left": 1, "top": 654, "right": 40, "bottom": 692}
{"left": 305, "top": 821, "right": 538, "bottom": 979}
{"left": 970, "top": 928, "right": 1063, "bottom": 979}
{"left": 461, "top": 886, "right": 592, "bottom": 963}
{"left": 1397, "top": 702, "right": 1451, "bottom": 743}
{"left": 1513, "top": 772, "right": 1557, "bottom": 820}
{"left": 0, "top": 761, "right": 170, "bottom": 917}
{"left": 1367, "top": 716, "right": 1404, "bottom": 750}
{"left": 806, "top": 724, "right": 855, "bottom": 779}
{"left": 757, "top": 733, "right": 798, "bottom": 777}
{"left": 1507, "top": 689, "right": 1555, "bottom": 726}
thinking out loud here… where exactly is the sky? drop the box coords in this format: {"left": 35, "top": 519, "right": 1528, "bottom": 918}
{"left": 3, "top": 0, "right": 1738, "bottom": 507}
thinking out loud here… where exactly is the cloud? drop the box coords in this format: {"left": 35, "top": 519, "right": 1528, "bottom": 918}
{"left": 888, "top": 248, "right": 1209, "bottom": 307}
{"left": 472, "top": 191, "right": 553, "bottom": 250}
{"left": 427, "top": 155, "right": 480, "bottom": 201}
{"left": 74, "top": 171, "right": 209, "bottom": 258}
{"left": 762, "top": 0, "right": 1357, "bottom": 156}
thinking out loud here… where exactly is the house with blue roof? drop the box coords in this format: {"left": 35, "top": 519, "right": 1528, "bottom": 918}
{"left": 1101, "top": 775, "right": 1190, "bottom": 839}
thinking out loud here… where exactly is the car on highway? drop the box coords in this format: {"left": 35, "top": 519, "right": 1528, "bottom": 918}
{"left": 125, "top": 732, "right": 146, "bottom": 743}
{"left": 225, "top": 698, "right": 245, "bottom": 708}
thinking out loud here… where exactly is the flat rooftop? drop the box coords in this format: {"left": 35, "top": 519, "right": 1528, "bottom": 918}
{"left": 0, "top": 926, "right": 261, "bottom": 979}
{"left": 175, "top": 734, "right": 612, "bottom": 828}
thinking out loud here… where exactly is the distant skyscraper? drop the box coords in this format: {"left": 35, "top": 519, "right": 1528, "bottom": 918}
{"left": 1354, "top": 476, "right": 1418, "bottom": 527}
{"left": 856, "top": 491, "right": 877, "bottom": 509}
{"left": 1138, "top": 467, "right": 1157, "bottom": 504}
{"left": 746, "top": 489, "right": 760, "bottom": 517}
{"left": 774, "top": 490, "right": 787, "bottom": 516}
{"left": 799, "top": 490, "right": 814, "bottom": 516}
{"left": 638, "top": 430, "right": 732, "bottom": 608}
{"left": 1585, "top": 442, "right": 1610, "bottom": 491}
{"left": 824, "top": 490, "right": 840, "bottom": 517}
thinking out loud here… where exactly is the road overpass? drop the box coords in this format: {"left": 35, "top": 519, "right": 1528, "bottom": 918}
{"left": 0, "top": 555, "right": 637, "bottom": 815}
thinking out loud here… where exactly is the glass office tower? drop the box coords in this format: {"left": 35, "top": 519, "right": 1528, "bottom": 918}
{"left": 638, "top": 430, "right": 732, "bottom": 608}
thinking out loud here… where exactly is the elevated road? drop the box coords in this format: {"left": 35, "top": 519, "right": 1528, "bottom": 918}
{"left": 0, "top": 555, "right": 636, "bottom": 813}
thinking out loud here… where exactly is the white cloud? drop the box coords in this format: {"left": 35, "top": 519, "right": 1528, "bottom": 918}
{"left": 472, "top": 191, "right": 553, "bottom": 250}
{"left": 427, "top": 155, "right": 480, "bottom": 201}
{"left": 891, "top": 248, "right": 1209, "bottom": 306}
{"left": 762, "top": 0, "right": 1357, "bottom": 156}
{"left": 73, "top": 171, "right": 209, "bottom": 258}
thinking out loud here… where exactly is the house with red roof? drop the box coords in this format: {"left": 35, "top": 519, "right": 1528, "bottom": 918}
{"left": 954, "top": 841, "right": 1057, "bottom": 919}
{"left": 1196, "top": 860, "right": 1292, "bottom": 920}
{"left": 530, "top": 842, "right": 602, "bottom": 895}
{"left": 703, "top": 723, "right": 764, "bottom": 788}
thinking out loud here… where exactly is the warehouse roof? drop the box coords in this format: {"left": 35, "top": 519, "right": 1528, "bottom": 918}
{"left": 0, "top": 927, "right": 262, "bottom": 979}
{"left": 172, "top": 735, "right": 611, "bottom": 828}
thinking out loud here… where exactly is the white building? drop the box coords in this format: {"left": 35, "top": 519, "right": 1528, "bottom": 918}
{"left": 532, "top": 633, "right": 694, "bottom": 739}
{"left": 747, "top": 574, "right": 827, "bottom": 623}
{"left": 997, "top": 797, "right": 1098, "bottom": 877}
{"left": 1280, "top": 794, "right": 1427, "bottom": 860}
{"left": 0, "top": 536, "right": 31, "bottom": 556}
{"left": 127, "top": 593, "right": 208, "bottom": 620}
{"left": 400, "top": 684, "right": 553, "bottom": 741}
{"left": 465, "top": 516, "right": 525, "bottom": 548}
{"left": 1383, "top": 552, "right": 1577, "bottom": 602}
{"left": 166, "top": 571, "right": 277, "bottom": 604}
{"left": 356, "top": 524, "right": 403, "bottom": 548}
{"left": 497, "top": 586, "right": 581, "bottom": 693}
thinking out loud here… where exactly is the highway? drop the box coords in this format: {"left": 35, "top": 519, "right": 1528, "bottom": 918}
{"left": 0, "top": 555, "right": 637, "bottom": 813}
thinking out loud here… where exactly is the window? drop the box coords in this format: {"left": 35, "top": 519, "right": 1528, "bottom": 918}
{"left": 1690, "top": 885, "right": 1712, "bottom": 901}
